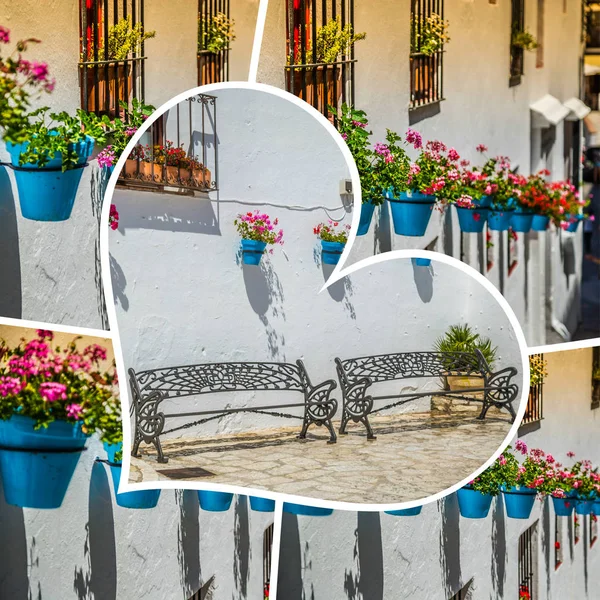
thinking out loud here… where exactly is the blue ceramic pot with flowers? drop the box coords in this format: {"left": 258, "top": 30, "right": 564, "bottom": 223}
{"left": 531, "top": 215, "right": 550, "bottom": 231}
{"left": 249, "top": 496, "right": 276, "bottom": 512}
{"left": 386, "top": 189, "right": 436, "bottom": 237}
{"left": 283, "top": 502, "right": 333, "bottom": 516}
{"left": 198, "top": 490, "right": 234, "bottom": 512}
{"left": 501, "top": 485, "right": 537, "bottom": 519}
{"left": 510, "top": 207, "right": 535, "bottom": 233}
{"left": 565, "top": 215, "right": 582, "bottom": 233}
{"left": 575, "top": 492, "right": 596, "bottom": 515}
{"left": 551, "top": 492, "right": 577, "bottom": 517}
{"left": 241, "top": 239, "right": 267, "bottom": 265}
{"left": 358, "top": 200, "right": 377, "bottom": 236}
{"left": 454, "top": 205, "right": 489, "bottom": 233}
{"left": 384, "top": 506, "right": 422, "bottom": 516}
{"left": 457, "top": 486, "right": 494, "bottom": 519}
{"left": 321, "top": 240, "right": 345, "bottom": 265}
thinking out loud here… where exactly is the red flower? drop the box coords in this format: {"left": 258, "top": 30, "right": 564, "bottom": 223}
{"left": 555, "top": 541, "right": 561, "bottom": 550}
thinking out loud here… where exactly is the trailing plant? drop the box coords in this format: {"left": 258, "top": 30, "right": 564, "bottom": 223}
{"left": 199, "top": 12, "right": 236, "bottom": 53}
{"left": 234, "top": 211, "right": 284, "bottom": 248}
{"left": 511, "top": 28, "right": 538, "bottom": 51}
{"left": 529, "top": 355, "right": 547, "bottom": 387}
{"left": 314, "top": 221, "right": 351, "bottom": 243}
{"left": 0, "top": 330, "right": 119, "bottom": 439}
{"left": 434, "top": 324, "right": 498, "bottom": 370}
{"left": 411, "top": 13, "right": 450, "bottom": 56}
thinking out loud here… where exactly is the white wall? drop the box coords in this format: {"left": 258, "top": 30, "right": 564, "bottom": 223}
{"left": 277, "top": 347, "right": 600, "bottom": 600}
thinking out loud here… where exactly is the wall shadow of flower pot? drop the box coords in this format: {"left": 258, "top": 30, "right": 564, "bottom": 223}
{"left": 412, "top": 259, "right": 434, "bottom": 303}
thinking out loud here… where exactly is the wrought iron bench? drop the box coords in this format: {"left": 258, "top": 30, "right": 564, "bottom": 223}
{"left": 334, "top": 350, "right": 519, "bottom": 439}
{"left": 129, "top": 360, "right": 338, "bottom": 463}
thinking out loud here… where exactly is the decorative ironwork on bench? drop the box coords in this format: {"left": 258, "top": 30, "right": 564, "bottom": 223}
{"left": 118, "top": 94, "right": 218, "bottom": 194}
{"left": 129, "top": 360, "right": 338, "bottom": 463}
{"left": 335, "top": 350, "right": 519, "bottom": 439}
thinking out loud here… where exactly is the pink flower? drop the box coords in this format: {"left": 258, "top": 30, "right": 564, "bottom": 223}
{"left": 405, "top": 129, "right": 423, "bottom": 149}
{"left": 341, "top": 133, "right": 348, "bottom": 141}
{"left": 567, "top": 451, "right": 576, "bottom": 458}
{"left": 374, "top": 143, "right": 390, "bottom": 156}
{"left": 30, "top": 61, "right": 49, "bottom": 81}
{"left": 0, "top": 26, "right": 10, "bottom": 43}
{"left": 455, "top": 195, "right": 473, "bottom": 208}
{"left": 573, "top": 480, "right": 582, "bottom": 489}
{"left": 39, "top": 382, "right": 67, "bottom": 402}
{"left": 84, "top": 344, "right": 108, "bottom": 363}
{"left": 66, "top": 403, "right": 84, "bottom": 420}
{"left": 125, "top": 127, "right": 137, "bottom": 137}
{"left": 97, "top": 147, "right": 116, "bottom": 169}
{"left": 37, "top": 329, "right": 54, "bottom": 341}
{"left": 448, "top": 148, "right": 460, "bottom": 162}
{"left": 476, "top": 144, "right": 488, "bottom": 153}
{"left": 498, "top": 454, "right": 507, "bottom": 466}
{"left": 515, "top": 440, "right": 528, "bottom": 455}
{"left": 0, "top": 376, "right": 23, "bottom": 397}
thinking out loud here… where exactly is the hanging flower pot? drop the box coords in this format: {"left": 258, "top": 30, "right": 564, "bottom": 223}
{"left": 413, "top": 258, "right": 431, "bottom": 267}
{"left": 386, "top": 190, "right": 436, "bottom": 237}
{"left": 501, "top": 486, "right": 537, "bottom": 519}
{"left": 240, "top": 239, "right": 267, "bottom": 265}
{"left": 0, "top": 415, "right": 88, "bottom": 509}
{"left": 456, "top": 486, "right": 494, "bottom": 519}
{"left": 384, "top": 506, "right": 422, "bottom": 516}
{"left": 357, "top": 200, "right": 376, "bottom": 236}
{"left": 531, "top": 215, "right": 550, "bottom": 231}
{"left": 235, "top": 211, "right": 284, "bottom": 266}
{"left": 103, "top": 442, "right": 160, "bottom": 509}
{"left": 198, "top": 490, "right": 234, "bottom": 512}
{"left": 321, "top": 240, "right": 345, "bottom": 265}
{"left": 249, "top": 496, "right": 276, "bottom": 512}
{"left": 454, "top": 204, "right": 489, "bottom": 233}
{"left": 510, "top": 207, "right": 535, "bottom": 233}
{"left": 593, "top": 498, "right": 600, "bottom": 514}
{"left": 575, "top": 493, "right": 596, "bottom": 515}
{"left": 564, "top": 215, "right": 582, "bottom": 233}
{"left": 283, "top": 502, "right": 333, "bottom": 516}
{"left": 314, "top": 221, "right": 350, "bottom": 265}
{"left": 6, "top": 135, "right": 94, "bottom": 222}
{"left": 551, "top": 493, "right": 577, "bottom": 517}
{"left": 488, "top": 207, "right": 515, "bottom": 231}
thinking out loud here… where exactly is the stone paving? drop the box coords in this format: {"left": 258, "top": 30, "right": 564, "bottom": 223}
{"left": 129, "top": 403, "right": 512, "bottom": 504}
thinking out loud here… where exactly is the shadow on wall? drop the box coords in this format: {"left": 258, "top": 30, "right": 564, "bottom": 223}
{"left": 0, "top": 476, "right": 29, "bottom": 598}
{"left": 277, "top": 513, "right": 303, "bottom": 600}
{"left": 541, "top": 498, "right": 551, "bottom": 597}
{"left": 177, "top": 490, "right": 201, "bottom": 597}
{"left": 0, "top": 167, "right": 22, "bottom": 318}
{"left": 233, "top": 496, "right": 251, "bottom": 598}
{"left": 344, "top": 512, "right": 384, "bottom": 600}
{"left": 412, "top": 261, "right": 434, "bottom": 303}
{"left": 439, "top": 495, "right": 462, "bottom": 597}
{"left": 73, "top": 461, "right": 117, "bottom": 600}
{"left": 110, "top": 254, "right": 129, "bottom": 312}
{"left": 491, "top": 493, "right": 507, "bottom": 597}
{"left": 91, "top": 168, "right": 109, "bottom": 329}
{"left": 374, "top": 202, "right": 393, "bottom": 255}
{"left": 319, "top": 258, "right": 356, "bottom": 320}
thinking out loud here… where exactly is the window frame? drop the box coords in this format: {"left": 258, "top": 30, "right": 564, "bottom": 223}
{"left": 592, "top": 347, "right": 600, "bottom": 409}
{"left": 518, "top": 523, "right": 537, "bottom": 600}
{"left": 522, "top": 354, "right": 544, "bottom": 426}
{"left": 510, "top": 0, "right": 525, "bottom": 87}
{"left": 198, "top": 0, "right": 232, "bottom": 85}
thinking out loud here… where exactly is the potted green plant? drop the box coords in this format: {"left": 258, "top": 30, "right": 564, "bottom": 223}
{"left": 198, "top": 12, "right": 235, "bottom": 84}
{"left": 434, "top": 324, "right": 497, "bottom": 392}
{"left": 314, "top": 220, "right": 351, "bottom": 265}
{"left": 529, "top": 354, "right": 547, "bottom": 387}
{"left": 234, "top": 211, "right": 284, "bottom": 265}
{"left": 0, "top": 330, "right": 118, "bottom": 509}
{"left": 80, "top": 16, "right": 156, "bottom": 115}
{"left": 457, "top": 466, "right": 501, "bottom": 519}
{"left": 511, "top": 28, "right": 539, "bottom": 51}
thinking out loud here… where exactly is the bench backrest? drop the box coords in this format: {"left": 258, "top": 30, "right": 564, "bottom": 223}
{"left": 336, "top": 351, "right": 487, "bottom": 384}
{"left": 129, "top": 361, "right": 308, "bottom": 401}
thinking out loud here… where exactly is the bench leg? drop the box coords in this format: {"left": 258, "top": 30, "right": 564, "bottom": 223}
{"left": 324, "top": 418, "right": 337, "bottom": 444}
{"left": 132, "top": 431, "right": 142, "bottom": 458}
{"left": 154, "top": 437, "right": 168, "bottom": 464}
{"left": 339, "top": 410, "right": 350, "bottom": 435}
{"left": 362, "top": 415, "right": 377, "bottom": 440}
{"left": 297, "top": 415, "right": 310, "bottom": 441}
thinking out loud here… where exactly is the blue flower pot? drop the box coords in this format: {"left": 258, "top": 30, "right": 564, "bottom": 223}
{"left": 0, "top": 415, "right": 88, "bottom": 509}
{"left": 457, "top": 487, "right": 494, "bottom": 519}
{"left": 575, "top": 494, "right": 596, "bottom": 515}
{"left": 6, "top": 136, "right": 94, "bottom": 222}
{"left": 249, "top": 496, "right": 276, "bottom": 512}
{"left": 358, "top": 200, "right": 376, "bottom": 236}
{"left": 488, "top": 209, "right": 514, "bottom": 231}
{"left": 592, "top": 499, "right": 600, "bottom": 514}
{"left": 387, "top": 190, "right": 436, "bottom": 237}
{"left": 198, "top": 490, "right": 234, "bottom": 512}
{"left": 531, "top": 215, "right": 550, "bottom": 231}
{"left": 454, "top": 206, "right": 489, "bottom": 233}
{"left": 501, "top": 486, "right": 537, "bottom": 519}
{"left": 510, "top": 208, "right": 535, "bottom": 233}
{"left": 477, "top": 195, "right": 493, "bottom": 208}
{"left": 413, "top": 258, "right": 431, "bottom": 267}
{"left": 321, "top": 240, "right": 345, "bottom": 265}
{"left": 384, "top": 506, "right": 422, "bottom": 516}
{"left": 241, "top": 239, "right": 267, "bottom": 265}
{"left": 103, "top": 442, "right": 160, "bottom": 509}
{"left": 283, "top": 502, "right": 333, "bottom": 516}
{"left": 565, "top": 215, "right": 582, "bottom": 233}
{"left": 551, "top": 494, "right": 576, "bottom": 517}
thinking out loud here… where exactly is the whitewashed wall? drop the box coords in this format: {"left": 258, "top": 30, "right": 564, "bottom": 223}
{"left": 256, "top": 0, "right": 585, "bottom": 346}
{"left": 277, "top": 347, "right": 600, "bottom": 600}
{"left": 0, "top": 0, "right": 257, "bottom": 328}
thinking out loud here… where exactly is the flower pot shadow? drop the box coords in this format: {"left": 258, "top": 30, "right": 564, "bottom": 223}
{"left": 110, "top": 254, "right": 129, "bottom": 312}
{"left": 491, "top": 493, "right": 506, "bottom": 597}
{"left": 412, "top": 259, "right": 434, "bottom": 303}
{"left": 73, "top": 461, "right": 117, "bottom": 600}
{"left": 176, "top": 490, "right": 201, "bottom": 597}
{"left": 374, "top": 202, "right": 392, "bottom": 254}
{"left": 0, "top": 475, "right": 28, "bottom": 597}
{"left": 540, "top": 498, "right": 552, "bottom": 597}
{"left": 92, "top": 167, "right": 109, "bottom": 329}
{"left": 318, "top": 258, "right": 356, "bottom": 320}
{"left": 233, "top": 495, "right": 250, "bottom": 597}
{"left": 439, "top": 495, "right": 461, "bottom": 597}
{"left": 278, "top": 512, "right": 303, "bottom": 600}
{"left": 0, "top": 165, "right": 22, "bottom": 318}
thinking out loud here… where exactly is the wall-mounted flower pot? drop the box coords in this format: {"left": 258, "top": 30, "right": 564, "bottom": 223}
{"left": 0, "top": 415, "right": 88, "bottom": 509}
{"left": 531, "top": 215, "right": 550, "bottom": 231}
{"left": 457, "top": 486, "right": 494, "bottom": 519}
{"left": 510, "top": 208, "right": 535, "bottom": 233}
{"left": 551, "top": 494, "right": 576, "bottom": 517}
{"left": 321, "top": 240, "right": 345, "bottom": 265}
{"left": 198, "top": 490, "right": 234, "bottom": 512}
{"left": 249, "top": 496, "right": 276, "bottom": 512}
{"left": 592, "top": 499, "right": 600, "bottom": 514}
{"left": 384, "top": 506, "right": 422, "bottom": 516}
{"left": 488, "top": 209, "right": 514, "bottom": 231}
{"left": 241, "top": 239, "right": 267, "bottom": 265}
{"left": 413, "top": 258, "right": 431, "bottom": 267}
{"left": 387, "top": 190, "right": 436, "bottom": 237}
{"left": 501, "top": 486, "right": 537, "bottom": 519}
{"left": 454, "top": 206, "right": 489, "bottom": 233}
{"left": 565, "top": 215, "right": 582, "bottom": 233}
{"left": 575, "top": 494, "right": 596, "bottom": 515}
{"left": 357, "top": 200, "right": 376, "bottom": 236}
{"left": 6, "top": 136, "right": 94, "bottom": 221}
{"left": 283, "top": 502, "right": 333, "bottom": 516}
{"left": 103, "top": 442, "right": 160, "bottom": 509}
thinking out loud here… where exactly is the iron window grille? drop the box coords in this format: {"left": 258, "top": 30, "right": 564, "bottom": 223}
{"left": 118, "top": 94, "right": 218, "bottom": 194}
{"left": 264, "top": 524, "right": 274, "bottom": 595}
{"left": 410, "top": 0, "right": 445, "bottom": 109}
{"left": 510, "top": 0, "right": 525, "bottom": 87}
{"left": 592, "top": 346, "right": 600, "bottom": 409}
{"left": 522, "top": 354, "right": 544, "bottom": 425}
{"left": 198, "top": 0, "right": 231, "bottom": 85}
{"left": 79, "top": 0, "right": 147, "bottom": 116}
{"left": 284, "top": 0, "right": 356, "bottom": 121}
{"left": 518, "top": 523, "right": 537, "bottom": 600}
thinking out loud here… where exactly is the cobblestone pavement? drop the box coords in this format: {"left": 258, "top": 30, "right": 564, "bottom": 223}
{"left": 129, "top": 405, "right": 512, "bottom": 504}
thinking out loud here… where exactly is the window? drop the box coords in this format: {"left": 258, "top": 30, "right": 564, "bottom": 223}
{"left": 522, "top": 354, "right": 544, "bottom": 425}
{"left": 198, "top": 0, "right": 232, "bottom": 85}
{"left": 79, "top": 0, "right": 148, "bottom": 116}
{"left": 118, "top": 94, "right": 218, "bottom": 194}
{"left": 510, "top": 0, "right": 525, "bottom": 86}
{"left": 285, "top": 0, "right": 357, "bottom": 120}
{"left": 536, "top": 0, "right": 544, "bottom": 68}
{"left": 555, "top": 516, "right": 563, "bottom": 569}
{"left": 592, "top": 346, "right": 600, "bottom": 409}
{"left": 264, "top": 524, "right": 274, "bottom": 599}
{"left": 518, "top": 523, "right": 537, "bottom": 600}
{"left": 410, "top": 0, "right": 446, "bottom": 109}
{"left": 591, "top": 513, "right": 598, "bottom": 547}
